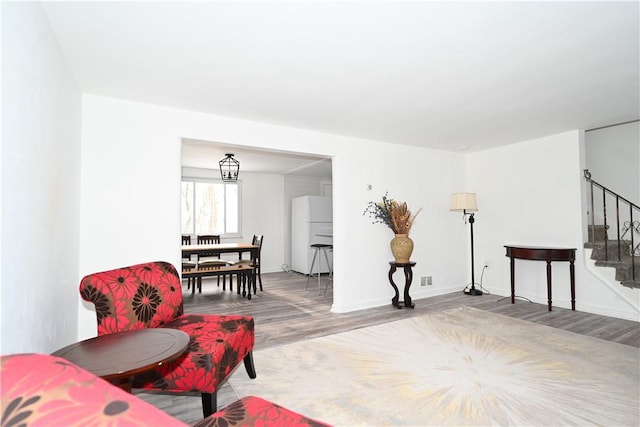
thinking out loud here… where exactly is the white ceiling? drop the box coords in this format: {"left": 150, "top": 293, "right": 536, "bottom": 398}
{"left": 41, "top": 1, "right": 639, "bottom": 175}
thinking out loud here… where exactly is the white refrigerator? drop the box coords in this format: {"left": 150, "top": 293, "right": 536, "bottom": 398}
{"left": 291, "top": 195, "right": 333, "bottom": 274}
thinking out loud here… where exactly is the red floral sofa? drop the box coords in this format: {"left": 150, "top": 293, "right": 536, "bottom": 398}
{"left": 78, "top": 261, "right": 255, "bottom": 417}
{"left": 0, "top": 353, "right": 331, "bottom": 426}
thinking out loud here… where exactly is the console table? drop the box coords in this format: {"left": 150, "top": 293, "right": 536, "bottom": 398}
{"left": 388, "top": 261, "right": 416, "bottom": 309}
{"left": 504, "top": 245, "right": 576, "bottom": 311}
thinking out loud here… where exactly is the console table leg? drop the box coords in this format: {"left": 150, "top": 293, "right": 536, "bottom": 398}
{"left": 570, "top": 260, "right": 576, "bottom": 311}
{"left": 510, "top": 257, "right": 515, "bottom": 304}
{"left": 546, "top": 260, "right": 552, "bottom": 311}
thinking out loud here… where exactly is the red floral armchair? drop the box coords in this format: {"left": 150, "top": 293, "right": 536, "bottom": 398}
{"left": 1, "top": 353, "right": 331, "bottom": 426}
{"left": 78, "top": 261, "right": 256, "bottom": 418}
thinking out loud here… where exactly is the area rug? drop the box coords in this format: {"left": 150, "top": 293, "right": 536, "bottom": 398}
{"left": 229, "top": 306, "right": 639, "bottom": 426}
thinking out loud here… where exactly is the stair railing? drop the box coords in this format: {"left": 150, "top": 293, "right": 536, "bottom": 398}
{"left": 584, "top": 169, "right": 638, "bottom": 282}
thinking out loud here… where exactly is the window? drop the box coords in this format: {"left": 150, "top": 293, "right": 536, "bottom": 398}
{"left": 181, "top": 179, "right": 240, "bottom": 236}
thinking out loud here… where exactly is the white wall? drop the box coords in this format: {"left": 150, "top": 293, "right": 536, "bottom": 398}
{"left": 79, "top": 96, "right": 638, "bottom": 344}
{"left": 584, "top": 121, "right": 639, "bottom": 230}
{"left": 238, "top": 171, "right": 285, "bottom": 273}
{"left": 1, "top": 2, "right": 82, "bottom": 353}
{"left": 78, "top": 95, "right": 470, "bottom": 338}
{"left": 339, "top": 143, "right": 470, "bottom": 311}
{"left": 468, "top": 131, "right": 639, "bottom": 320}
{"left": 585, "top": 121, "right": 639, "bottom": 203}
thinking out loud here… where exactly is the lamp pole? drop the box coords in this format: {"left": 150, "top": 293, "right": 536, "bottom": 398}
{"left": 466, "top": 211, "right": 482, "bottom": 295}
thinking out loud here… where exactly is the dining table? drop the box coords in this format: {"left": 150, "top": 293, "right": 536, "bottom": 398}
{"left": 182, "top": 242, "right": 259, "bottom": 262}
{"left": 182, "top": 242, "right": 260, "bottom": 295}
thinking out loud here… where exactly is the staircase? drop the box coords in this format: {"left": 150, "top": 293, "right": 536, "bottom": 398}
{"left": 585, "top": 224, "right": 640, "bottom": 289}
{"left": 584, "top": 170, "right": 639, "bottom": 289}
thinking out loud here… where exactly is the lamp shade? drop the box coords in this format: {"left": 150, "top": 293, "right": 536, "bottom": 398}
{"left": 450, "top": 193, "right": 478, "bottom": 212}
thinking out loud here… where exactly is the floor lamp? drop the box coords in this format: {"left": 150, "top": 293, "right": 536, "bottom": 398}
{"left": 450, "top": 193, "right": 483, "bottom": 296}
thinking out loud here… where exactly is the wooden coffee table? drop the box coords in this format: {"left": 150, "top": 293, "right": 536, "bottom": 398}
{"left": 52, "top": 328, "right": 189, "bottom": 392}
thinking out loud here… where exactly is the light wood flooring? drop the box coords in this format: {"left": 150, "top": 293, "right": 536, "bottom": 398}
{"left": 137, "top": 271, "right": 639, "bottom": 424}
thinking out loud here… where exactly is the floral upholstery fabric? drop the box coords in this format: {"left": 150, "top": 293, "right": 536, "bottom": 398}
{"left": 78, "top": 261, "right": 255, "bottom": 394}
{"left": 1, "top": 354, "right": 331, "bottom": 427}
{"left": 0, "top": 353, "right": 186, "bottom": 426}
{"left": 194, "top": 396, "right": 331, "bottom": 427}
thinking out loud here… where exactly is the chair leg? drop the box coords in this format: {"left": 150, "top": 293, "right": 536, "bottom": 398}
{"left": 257, "top": 265, "right": 263, "bottom": 291}
{"left": 252, "top": 271, "right": 257, "bottom": 295}
{"left": 306, "top": 248, "right": 319, "bottom": 291}
{"left": 201, "top": 391, "right": 217, "bottom": 418}
{"left": 321, "top": 248, "right": 332, "bottom": 296}
{"left": 243, "top": 351, "right": 257, "bottom": 379}
{"left": 322, "top": 248, "right": 333, "bottom": 277}
{"left": 241, "top": 274, "right": 246, "bottom": 297}
{"left": 316, "top": 249, "right": 324, "bottom": 296}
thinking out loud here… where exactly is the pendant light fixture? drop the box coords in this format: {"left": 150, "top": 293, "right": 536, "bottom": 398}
{"left": 219, "top": 153, "right": 239, "bottom": 181}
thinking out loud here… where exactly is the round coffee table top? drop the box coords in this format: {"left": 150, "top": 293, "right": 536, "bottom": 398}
{"left": 52, "top": 328, "right": 189, "bottom": 381}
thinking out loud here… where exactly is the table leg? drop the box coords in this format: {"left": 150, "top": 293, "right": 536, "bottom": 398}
{"left": 388, "top": 265, "right": 401, "bottom": 309}
{"left": 249, "top": 270, "right": 255, "bottom": 300}
{"left": 546, "top": 260, "right": 552, "bottom": 311}
{"left": 569, "top": 260, "right": 576, "bottom": 310}
{"left": 509, "top": 256, "right": 515, "bottom": 304}
{"left": 402, "top": 265, "right": 415, "bottom": 309}
{"left": 111, "top": 377, "right": 133, "bottom": 393}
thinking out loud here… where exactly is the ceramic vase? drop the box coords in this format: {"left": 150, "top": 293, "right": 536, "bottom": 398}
{"left": 390, "top": 234, "right": 413, "bottom": 263}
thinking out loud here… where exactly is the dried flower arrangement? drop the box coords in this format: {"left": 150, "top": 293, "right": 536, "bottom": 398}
{"left": 363, "top": 192, "right": 422, "bottom": 235}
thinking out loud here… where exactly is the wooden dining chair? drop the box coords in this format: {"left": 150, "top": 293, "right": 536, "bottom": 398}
{"left": 235, "top": 234, "right": 264, "bottom": 292}
{"left": 197, "top": 234, "right": 233, "bottom": 290}
{"left": 181, "top": 235, "right": 196, "bottom": 289}
{"left": 196, "top": 235, "right": 224, "bottom": 263}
